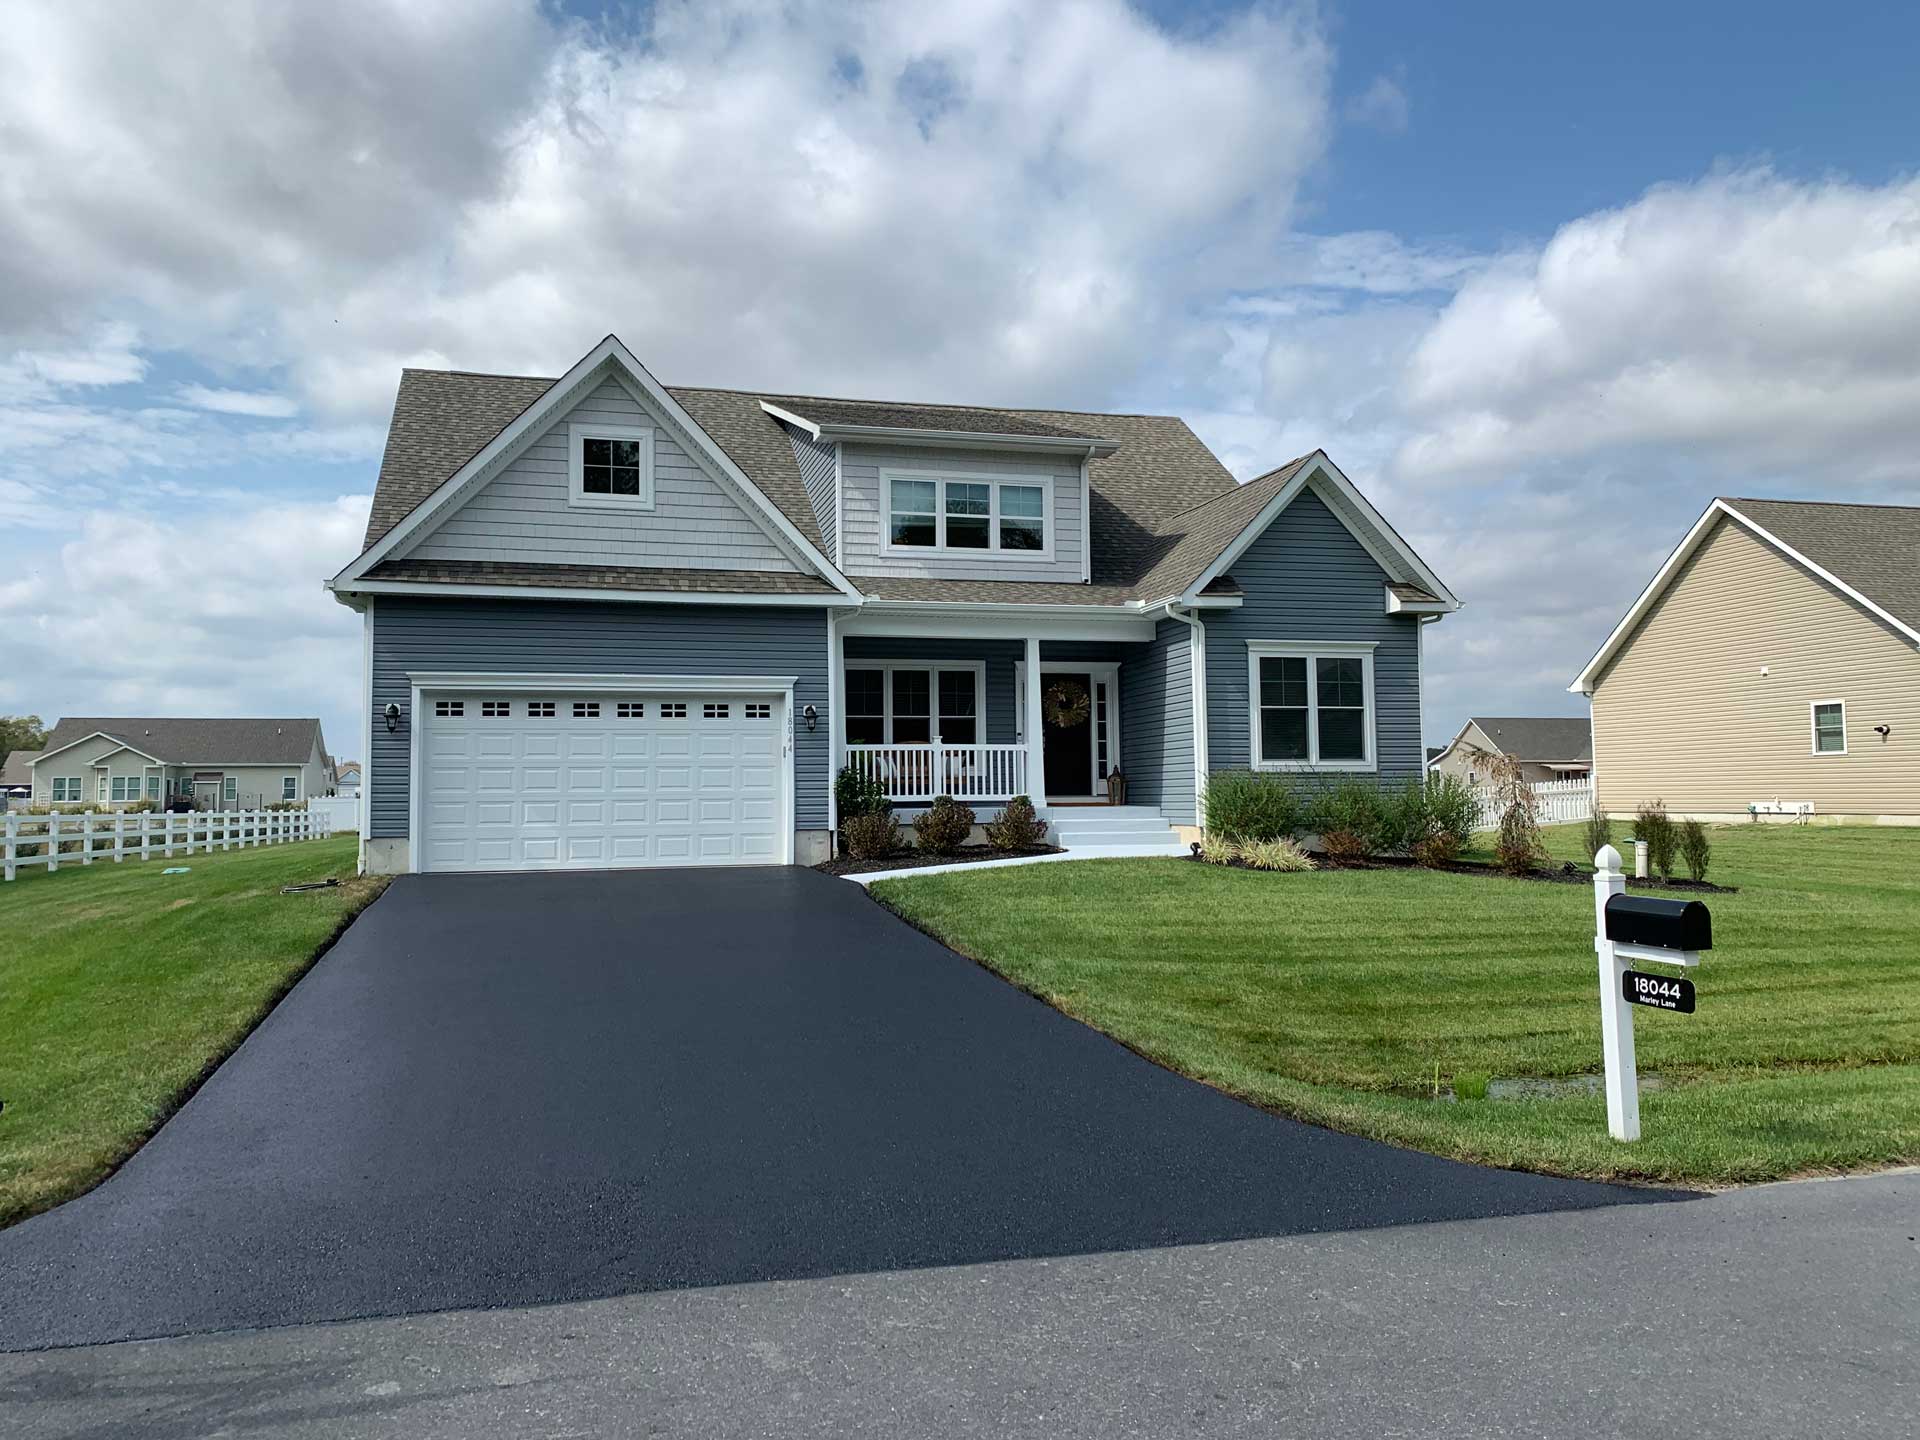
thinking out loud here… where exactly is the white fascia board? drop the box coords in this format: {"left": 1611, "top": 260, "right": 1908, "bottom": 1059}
{"left": 1385, "top": 584, "right": 1451, "bottom": 615}
{"left": 334, "top": 335, "right": 859, "bottom": 600}
{"left": 841, "top": 602, "right": 1155, "bottom": 642}
{"left": 407, "top": 672, "right": 799, "bottom": 695}
{"left": 336, "top": 579, "right": 859, "bottom": 608}
{"left": 812, "top": 422, "right": 1119, "bottom": 458}
{"left": 758, "top": 401, "right": 821, "bottom": 440}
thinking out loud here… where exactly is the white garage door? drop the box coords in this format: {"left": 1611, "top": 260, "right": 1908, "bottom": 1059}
{"left": 418, "top": 690, "right": 787, "bottom": 872}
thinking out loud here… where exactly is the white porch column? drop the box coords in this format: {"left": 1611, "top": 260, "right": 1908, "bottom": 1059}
{"left": 1024, "top": 635, "right": 1046, "bottom": 812}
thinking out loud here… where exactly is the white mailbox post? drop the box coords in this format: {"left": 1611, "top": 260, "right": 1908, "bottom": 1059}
{"left": 1593, "top": 845, "right": 1709, "bottom": 1141}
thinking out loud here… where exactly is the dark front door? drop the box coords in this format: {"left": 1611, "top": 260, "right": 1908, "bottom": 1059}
{"left": 1042, "top": 672, "right": 1094, "bottom": 796}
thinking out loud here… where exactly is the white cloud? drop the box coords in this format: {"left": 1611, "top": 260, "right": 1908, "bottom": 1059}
{"left": 175, "top": 384, "right": 300, "bottom": 419}
{"left": 1397, "top": 169, "right": 1920, "bottom": 484}
{"left": 1345, "top": 70, "right": 1409, "bottom": 135}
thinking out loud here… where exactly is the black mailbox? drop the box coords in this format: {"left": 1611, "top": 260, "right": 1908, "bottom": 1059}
{"left": 1604, "top": 893, "right": 1712, "bottom": 952}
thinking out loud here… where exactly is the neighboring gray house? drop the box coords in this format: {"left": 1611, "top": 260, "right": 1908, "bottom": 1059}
{"left": 25, "top": 717, "right": 333, "bottom": 810}
{"left": 1428, "top": 717, "right": 1593, "bottom": 786}
{"left": 1, "top": 748, "right": 36, "bottom": 808}
{"left": 328, "top": 335, "right": 1460, "bottom": 875}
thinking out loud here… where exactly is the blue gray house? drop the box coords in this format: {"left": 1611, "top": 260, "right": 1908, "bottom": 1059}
{"left": 328, "top": 336, "right": 1459, "bottom": 874}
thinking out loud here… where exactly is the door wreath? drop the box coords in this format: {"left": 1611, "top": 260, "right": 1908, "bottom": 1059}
{"left": 1043, "top": 679, "right": 1091, "bottom": 728}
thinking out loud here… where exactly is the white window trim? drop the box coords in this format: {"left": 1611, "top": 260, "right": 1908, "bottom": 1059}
{"left": 1810, "top": 698, "right": 1847, "bottom": 756}
{"left": 880, "top": 468, "right": 1054, "bottom": 560}
{"left": 842, "top": 660, "right": 989, "bottom": 744}
{"left": 51, "top": 776, "right": 82, "bottom": 803}
{"left": 282, "top": 774, "right": 300, "bottom": 801}
{"left": 1246, "top": 640, "right": 1378, "bottom": 773}
{"left": 566, "top": 421, "right": 657, "bottom": 512}
{"left": 223, "top": 776, "right": 239, "bottom": 804}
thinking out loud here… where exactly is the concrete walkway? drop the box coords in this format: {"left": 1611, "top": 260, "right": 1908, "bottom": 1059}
{"left": 1, "top": 1169, "right": 1910, "bottom": 1439}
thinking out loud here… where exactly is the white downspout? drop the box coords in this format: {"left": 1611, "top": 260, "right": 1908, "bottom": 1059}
{"left": 1165, "top": 604, "right": 1209, "bottom": 830}
{"left": 826, "top": 606, "right": 846, "bottom": 848}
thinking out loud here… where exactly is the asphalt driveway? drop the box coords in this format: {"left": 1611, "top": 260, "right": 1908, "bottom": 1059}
{"left": 0, "top": 866, "right": 1681, "bottom": 1351}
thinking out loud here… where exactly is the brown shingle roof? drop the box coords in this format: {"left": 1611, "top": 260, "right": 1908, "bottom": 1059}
{"left": 37, "top": 718, "right": 325, "bottom": 766}
{"left": 366, "top": 558, "right": 839, "bottom": 595}
{"left": 767, "top": 395, "right": 1105, "bottom": 441}
{"left": 1, "top": 748, "right": 39, "bottom": 787}
{"left": 1726, "top": 497, "right": 1920, "bottom": 635}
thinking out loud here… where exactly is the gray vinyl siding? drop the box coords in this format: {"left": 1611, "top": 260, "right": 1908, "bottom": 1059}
{"left": 408, "top": 377, "right": 801, "bottom": 574}
{"left": 1120, "top": 618, "right": 1197, "bottom": 825}
{"left": 842, "top": 637, "right": 1021, "bottom": 743}
{"left": 839, "top": 442, "right": 1085, "bottom": 583}
{"left": 782, "top": 424, "right": 838, "bottom": 563}
{"left": 1204, "top": 489, "right": 1423, "bottom": 782}
{"left": 369, "top": 597, "right": 830, "bottom": 837}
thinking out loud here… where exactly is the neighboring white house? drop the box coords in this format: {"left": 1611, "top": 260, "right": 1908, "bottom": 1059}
{"left": 26, "top": 717, "right": 334, "bottom": 810}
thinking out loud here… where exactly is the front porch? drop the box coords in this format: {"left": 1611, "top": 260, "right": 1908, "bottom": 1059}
{"left": 828, "top": 610, "right": 1197, "bottom": 837}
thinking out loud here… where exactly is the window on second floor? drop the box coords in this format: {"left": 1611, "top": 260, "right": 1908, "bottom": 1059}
{"left": 886, "top": 472, "right": 1049, "bottom": 556}
{"left": 568, "top": 423, "right": 656, "bottom": 511}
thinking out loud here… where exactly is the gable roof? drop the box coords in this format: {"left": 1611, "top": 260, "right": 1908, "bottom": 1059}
{"left": 0, "top": 748, "right": 38, "bottom": 787}
{"left": 31, "top": 718, "right": 325, "bottom": 767}
{"left": 1571, "top": 497, "right": 1920, "bottom": 693}
{"left": 342, "top": 339, "right": 1456, "bottom": 612}
{"left": 1459, "top": 717, "right": 1593, "bottom": 764}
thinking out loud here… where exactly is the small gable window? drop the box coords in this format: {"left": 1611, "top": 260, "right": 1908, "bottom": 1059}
{"left": 568, "top": 423, "right": 655, "bottom": 511}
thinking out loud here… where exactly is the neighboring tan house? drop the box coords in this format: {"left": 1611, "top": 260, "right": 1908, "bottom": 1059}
{"left": 334, "top": 760, "right": 361, "bottom": 792}
{"left": 326, "top": 334, "right": 1460, "bottom": 875}
{"left": 26, "top": 717, "right": 333, "bottom": 810}
{"left": 1427, "top": 717, "right": 1592, "bottom": 786}
{"left": 1571, "top": 497, "right": 1920, "bottom": 824}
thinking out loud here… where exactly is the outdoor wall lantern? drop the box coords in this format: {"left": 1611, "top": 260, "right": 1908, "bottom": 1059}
{"left": 803, "top": 704, "right": 817, "bottom": 732}
{"left": 384, "top": 702, "right": 402, "bottom": 734}
{"left": 1874, "top": 724, "right": 1892, "bottom": 740}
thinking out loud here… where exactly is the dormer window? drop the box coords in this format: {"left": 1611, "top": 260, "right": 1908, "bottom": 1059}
{"left": 885, "top": 470, "right": 1050, "bottom": 556}
{"left": 568, "top": 423, "right": 655, "bottom": 511}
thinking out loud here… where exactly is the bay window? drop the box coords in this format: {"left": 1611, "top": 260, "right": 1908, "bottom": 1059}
{"left": 1247, "top": 642, "right": 1376, "bottom": 771}
{"left": 884, "top": 471, "right": 1050, "bottom": 556}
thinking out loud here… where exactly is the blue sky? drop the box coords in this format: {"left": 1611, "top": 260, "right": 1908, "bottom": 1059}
{"left": 4, "top": 0, "right": 1918, "bottom": 765}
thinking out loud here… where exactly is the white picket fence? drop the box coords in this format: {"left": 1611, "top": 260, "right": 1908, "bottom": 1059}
{"left": 1470, "top": 777, "right": 1595, "bottom": 831}
{"left": 3, "top": 808, "right": 337, "bottom": 882}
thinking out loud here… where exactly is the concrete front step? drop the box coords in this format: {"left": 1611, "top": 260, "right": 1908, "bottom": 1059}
{"left": 1053, "top": 828, "right": 1188, "bottom": 847}
{"left": 1058, "top": 841, "right": 1192, "bottom": 858}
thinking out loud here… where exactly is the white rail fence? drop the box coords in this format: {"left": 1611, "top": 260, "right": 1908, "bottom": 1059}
{"left": 4, "top": 808, "right": 336, "bottom": 882}
{"left": 844, "top": 742, "right": 1030, "bottom": 804}
{"left": 1470, "top": 777, "right": 1595, "bottom": 832}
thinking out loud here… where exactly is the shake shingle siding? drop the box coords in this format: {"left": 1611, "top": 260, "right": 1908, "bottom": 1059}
{"left": 369, "top": 598, "right": 831, "bottom": 838}
{"left": 782, "top": 425, "right": 838, "bottom": 562}
{"left": 1121, "top": 617, "right": 1197, "bottom": 825}
{"left": 1204, "top": 491, "right": 1423, "bottom": 781}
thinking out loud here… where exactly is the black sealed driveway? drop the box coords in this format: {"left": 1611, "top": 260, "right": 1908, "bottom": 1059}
{"left": 0, "top": 867, "right": 1681, "bottom": 1350}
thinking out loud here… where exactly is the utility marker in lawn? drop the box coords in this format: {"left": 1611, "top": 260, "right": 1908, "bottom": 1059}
{"left": 1594, "top": 845, "right": 1711, "bottom": 1141}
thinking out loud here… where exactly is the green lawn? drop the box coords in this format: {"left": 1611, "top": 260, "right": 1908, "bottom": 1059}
{"left": 0, "top": 834, "right": 384, "bottom": 1226}
{"left": 872, "top": 822, "right": 1920, "bottom": 1185}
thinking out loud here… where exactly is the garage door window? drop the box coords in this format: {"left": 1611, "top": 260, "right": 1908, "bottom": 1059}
{"left": 574, "top": 701, "right": 600, "bottom": 718}
{"left": 617, "top": 702, "right": 644, "bottom": 718}
{"left": 528, "top": 701, "right": 555, "bottom": 718}
{"left": 704, "top": 703, "right": 730, "bottom": 719}
{"left": 435, "top": 700, "right": 464, "bottom": 718}
{"left": 482, "top": 701, "right": 510, "bottom": 717}
{"left": 661, "top": 702, "right": 687, "bottom": 719}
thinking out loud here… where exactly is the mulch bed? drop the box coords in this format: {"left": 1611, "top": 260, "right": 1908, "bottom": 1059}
{"left": 814, "top": 845, "right": 1064, "bottom": 878}
{"left": 1190, "top": 852, "right": 1737, "bottom": 893}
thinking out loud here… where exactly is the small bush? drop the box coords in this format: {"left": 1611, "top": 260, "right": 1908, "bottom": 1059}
{"left": 1582, "top": 811, "right": 1614, "bottom": 865}
{"left": 1388, "top": 774, "right": 1477, "bottom": 866}
{"left": 1679, "top": 818, "right": 1711, "bottom": 883}
{"left": 1198, "top": 833, "right": 1240, "bottom": 865}
{"left": 1309, "top": 778, "right": 1384, "bottom": 861}
{"left": 263, "top": 800, "right": 306, "bottom": 813}
{"left": 1409, "top": 831, "right": 1462, "bottom": 868}
{"left": 1634, "top": 800, "right": 1677, "bottom": 879}
{"left": 1494, "top": 799, "right": 1545, "bottom": 876}
{"left": 841, "top": 810, "right": 899, "bottom": 860}
{"left": 1201, "top": 769, "right": 1302, "bottom": 841}
{"left": 835, "top": 765, "right": 893, "bottom": 821}
{"left": 912, "top": 796, "right": 975, "bottom": 854}
{"left": 1240, "top": 836, "right": 1316, "bottom": 872}
{"left": 984, "top": 795, "right": 1048, "bottom": 849}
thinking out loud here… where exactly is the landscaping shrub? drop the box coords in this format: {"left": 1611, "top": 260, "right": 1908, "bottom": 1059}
{"left": 1679, "top": 818, "right": 1712, "bottom": 883}
{"left": 1200, "top": 769, "right": 1301, "bottom": 841}
{"left": 1240, "top": 836, "right": 1315, "bottom": 872}
{"left": 1582, "top": 810, "right": 1614, "bottom": 865}
{"left": 1493, "top": 800, "right": 1545, "bottom": 876}
{"left": 984, "top": 795, "right": 1048, "bottom": 849}
{"left": 1198, "top": 833, "right": 1239, "bottom": 865}
{"left": 1390, "top": 774, "right": 1477, "bottom": 867}
{"left": 841, "top": 810, "right": 899, "bottom": 860}
{"left": 1634, "top": 800, "right": 1677, "bottom": 879}
{"left": 834, "top": 765, "right": 893, "bottom": 820}
{"left": 912, "top": 796, "right": 975, "bottom": 854}
{"left": 1308, "top": 778, "right": 1384, "bottom": 861}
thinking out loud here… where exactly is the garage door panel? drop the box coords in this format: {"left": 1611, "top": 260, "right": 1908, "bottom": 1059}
{"left": 418, "top": 690, "right": 787, "bottom": 872}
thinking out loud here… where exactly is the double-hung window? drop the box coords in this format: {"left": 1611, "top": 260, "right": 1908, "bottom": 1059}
{"left": 110, "top": 776, "right": 139, "bottom": 802}
{"left": 1811, "top": 700, "right": 1846, "bottom": 755}
{"left": 568, "top": 423, "right": 655, "bottom": 510}
{"left": 282, "top": 775, "right": 299, "bottom": 801}
{"left": 223, "top": 776, "right": 238, "bottom": 805}
{"left": 885, "top": 472, "right": 1049, "bottom": 556}
{"left": 52, "top": 776, "right": 81, "bottom": 802}
{"left": 843, "top": 665, "right": 982, "bottom": 745}
{"left": 1247, "top": 642, "right": 1376, "bottom": 771}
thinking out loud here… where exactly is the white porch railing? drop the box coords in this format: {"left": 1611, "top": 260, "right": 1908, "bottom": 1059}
{"left": 1470, "top": 777, "right": 1595, "bottom": 831}
{"left": 3, "top": 807, "right": 336, "bottom": 882}
{"left": 845, "top": 743, "right": 1030, "bottom": 804}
